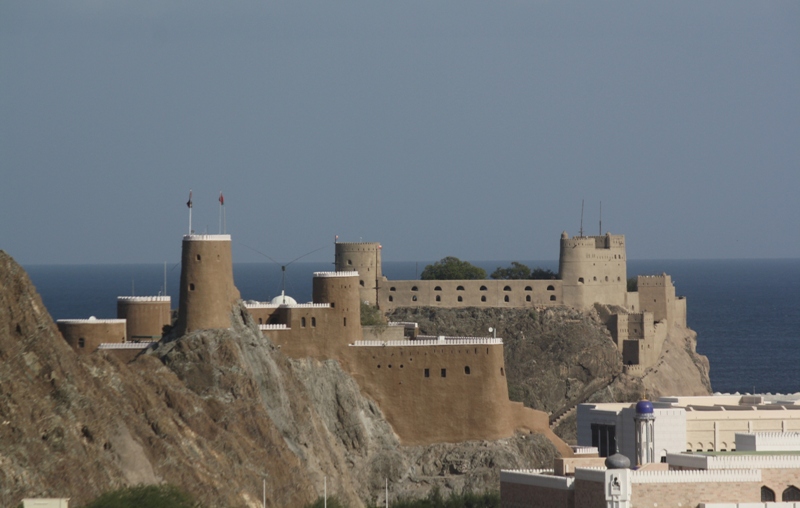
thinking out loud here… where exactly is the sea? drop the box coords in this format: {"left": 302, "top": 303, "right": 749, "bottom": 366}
{"left": 23, "top": 259, "right": 800, "bottom": 396}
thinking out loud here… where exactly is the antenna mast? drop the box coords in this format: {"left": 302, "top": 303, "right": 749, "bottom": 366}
{"left": 599, "top": 201, "right": 602, "bottom": 236}
{"left": 579, "top": 199, "right": 584, "bottom": 237}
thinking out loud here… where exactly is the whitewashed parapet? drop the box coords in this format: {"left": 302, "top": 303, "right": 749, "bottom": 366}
{"left": 57, "top": 318, "right": 126, "bottom": 324}
{"left": 351, "top": 338, "right": 503, "bottom": 347}
{"left": 183, "top": 234, "right": 231, "bottom": 241}
{"left": 313, "top": 271, "right": 359, "bottom": 278}
{"left": 258, "top": 324, "right": 289, "bottom": 331}
{"left": 500, "top": 470, "right": 574, "bottom": 490}
{"left": 117, "top": 296, "right": 171, "bottom": 302}
{"left": 98, "top": 342, "right": 158, "bottom": 350}
{"left": 246, "top": 302, "right": 330, "bottom": 309}
{"left": 417, "top": 335, "right": 503, "bottom": 342}
{"left": 668, "top": 453, "right": 800, "bottom": 470}
{"left": 571, "top": 446, "right": 600, "bottom": 455}
{"left": 388, "top": 322, "right": 418, "bottom": 327}
{"left": 631, "top": 468, "right": 761, "bottom": 484}
{"left": 736, "top": 431, "right": 800, "bottom": 451}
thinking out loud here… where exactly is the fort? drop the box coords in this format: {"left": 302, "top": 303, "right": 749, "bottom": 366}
{"left": 53, "top": 227, "right": 688, "bottom": 451}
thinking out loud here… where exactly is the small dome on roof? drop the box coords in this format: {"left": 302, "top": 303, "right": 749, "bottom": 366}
{"left": 635, "top": 400, "right": 654, "bottom": 414}
{"left": 561, "top": 231, "right": 568, "bottom": 239}
{"left": 270, "top": 292, "right": 297, "bottom": 306}
{"left": 604, "top": 452, "right": 630, "bottom": 470}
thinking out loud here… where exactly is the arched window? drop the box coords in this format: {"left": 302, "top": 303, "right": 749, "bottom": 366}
{"left": 481, "top": 296, "right": 487, "bottom": 302}
{"left": 547, "top": 285, "right": 555, "bottom": 291}
{"left": 479, "top": 286, "right": 487, "bottom": 291}
{"left": 78, "top": 337, "right": 85, "bottom": 348}
{"left": 550, "top": 295, "right": 556, "bottom": 301}
{"left": 503, "top": 286, "right": 511, "bottom": 292}
{"left": 412, "top": 295, "right": 417, "bottom": 302}
{"left": 435, "top": 295, "right": 441, "bottom": 302}
{"left": 526, "top": 295, "right": 531, "bottom": 302}
{"left": 301, "top": 317, "right": 306, "bottom": 328}
{"left": 456, "top": 285, "right": 465, "bottom": 291}
{"left": 578, "top": 277, "right": 584, "bottom": 284}
{"left": 524, "top": 286, "right": 532, "bottom": 291}
{"left": 390, "top": 287, "right": 396, "bottom": 292}
{"left": 762, "top": 487, "right": 776, "bottom": 502}
{"left": 388, "top": 295, "right": 394, "bottom": 302}
{"left": 434, "top": 286, "right": 442, "bottom": 291}
{"left": 783, "top": 486, "right": 800, "bottom": 501}
{"left": 411, "top": 286, "right": 418, "bottom": 292}
{"left": 457, "top": 296, "right": 463, "bottom": 302}
{"left": 360, "top": 280, "right": 365, "bottom": 287}
{"left": 464, "top": 366, "right": 471, "bottom": 375}
{"left": 311, "top": 317, "right": 316, "bottom": 327}
{"left": 504, "top": 295, "right": 510, "bottom": 302}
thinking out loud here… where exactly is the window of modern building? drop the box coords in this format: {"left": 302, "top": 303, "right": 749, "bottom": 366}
{"left": 783, "top": 486, "right": 800, "bottom": 502}
{"left": 762, "top": 487, "right": 776, "bottom": 502}
{"left": 590, "top": 423, "right": 617, "bottom": 457}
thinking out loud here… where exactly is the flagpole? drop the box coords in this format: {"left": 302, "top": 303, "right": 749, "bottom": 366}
{"left": 187, "top": 190, "right": 193, "bottom": 235}
{"left": 219, "top": 191, "right": 222, "bottom": 234}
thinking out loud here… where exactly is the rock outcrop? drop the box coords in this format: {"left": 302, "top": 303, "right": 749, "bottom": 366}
{"left": 386, "top": 305, "right": 712, "bottom": 444}
{"left": 0, "top": 252, "right": 558, "bottom": 507}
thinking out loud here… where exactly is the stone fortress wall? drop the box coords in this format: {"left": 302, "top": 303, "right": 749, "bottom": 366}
{"left": 338, "top": 231, "right": 687, "bottom": 373}
{"left": 116, "top": 296, "right": 171, "bottom": 341}
{"left": 56, "top": 318, "right": 127, "bottom": 355}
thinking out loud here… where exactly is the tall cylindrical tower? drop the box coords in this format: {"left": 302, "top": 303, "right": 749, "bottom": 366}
{"left": 634, "top": 400, "right": 655, "bottom": 466}
{"left": 117, "top": 296, "right": 171, "bottom": 341}
{"left": 334, "top": 242, "right": 382, "bottom": 305}
{"left": 312, "top": 271, "right": 362, "bottom": 345}
{"left": 175, "top": 234, "right": 241, "bottom": 335}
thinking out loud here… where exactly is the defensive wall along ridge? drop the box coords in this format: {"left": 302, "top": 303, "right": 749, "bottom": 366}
{"left": 336, "top": 232, "right": 687, "bottom": 373}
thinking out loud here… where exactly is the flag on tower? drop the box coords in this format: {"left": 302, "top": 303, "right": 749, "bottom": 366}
{"left": 219, "top": 192, "right": 224, "bottom": 205}
{"left": 187, "top": 191, "right": 193, "bottom": 208}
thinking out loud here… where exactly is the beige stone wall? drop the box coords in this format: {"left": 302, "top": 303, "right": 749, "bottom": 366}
{"left": 631, "top": 479, "right": 760, "bottom": 506}
{"left": 500, "top": 481, "right": 574, "bottom": 508}
{"left": 686, "top": 410, "right": 800, "bottom": 451}
{"left": 638, "top": 274, "right": 675, "bottom": 325}
{"left": 378, "top": 279, "right": 561, "bottom": 310}
{"left": 57, "top": 320, "right": 126, "bottom": 355}
{"left": 116, "top": 298, "right": 170, "bottom": 340}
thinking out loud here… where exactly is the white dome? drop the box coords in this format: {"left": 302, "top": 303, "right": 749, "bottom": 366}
{"left": 270, "top": 292, "right": 297, "bottom": 306}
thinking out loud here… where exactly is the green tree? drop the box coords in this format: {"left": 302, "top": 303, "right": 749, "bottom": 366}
{"left": 490, "top": 262, "right": 556, "bottom": 280}
{"left": 420, "top": 257, "right": 486, "bottom": 280}
{"left": 490, "top": 262, "right": 531, "bottom": 280}
{"left": 80, "top": 484, "right": 200, "bottom": 508}
{"left": 361, "top": 301, "right": 386, "bottom": 327}
{"left": 627, "top": 277, "right": 638, "bottom": 292}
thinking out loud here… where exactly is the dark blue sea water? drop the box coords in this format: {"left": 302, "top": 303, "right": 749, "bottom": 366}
{"left": 23, "top": 259, "right": 800, "bottom": 395}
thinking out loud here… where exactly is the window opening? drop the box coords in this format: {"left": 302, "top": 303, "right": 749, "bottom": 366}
{"left": 301, "top": 317, "right": 306, "bottom": 328}
{"left": 441, "top": 368, "right": 446, "bottom": 378}
{"left": 547, "top": 285, "right": 555, "bottom": 291}
{"left": 434, "top": 286, "right": 442, "bottom": 291}
{"left": 783, "top": 486, "right": 800, "bottom": 502}
{"left": 78, "top": 338, "right": 85, "bottom": 348}
{"left": 481, "top": 296, "right": 487, "bottom": 302}
{"left": 311, "top": 317, "right": 316, "bottom": 327}
{"left": 456, "top": 286, "right": 464, "bottom": 291}
{"left": 436, "top": 295, "right": 441, "bottom": 302}
{"left": 424, "top": 368, "right": 430, "bottom": 378}
{"left": 762, "top": 487, "right": 776, "bottom": 502}
{"left": 457, "top": 296, "right": 463, "bottom": 302}
{"left": 464, "top": 366, "right": 471, "bottom": 375}
{"left": 504, "top": 295, "right": 509, "bottom": 302}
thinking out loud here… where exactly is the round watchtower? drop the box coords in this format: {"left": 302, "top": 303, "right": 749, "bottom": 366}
{"left": 312, "top": 271, "right": 362, "bottom": 345}
{"left": 558, "top": 231, "right": 627, "bottom": 309}
{"left": 117, "top": 296, "right": 171, "bottom": 342}
{"left": 175, "top": 235, "right": 241, "bottom": 335}
{"left": 335, "top": 242, "right": 382, "bottom": 305}
{"left": 57, "top": 317, "right": 127, "bottom": 355}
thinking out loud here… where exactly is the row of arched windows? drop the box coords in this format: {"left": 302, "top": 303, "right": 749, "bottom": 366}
{"left": 388, "top": 294, "right": 556, "bottom": 303}
{"left": 389, "top": 285, "right": 557, "bottom": 292}
{"left": 762, "top": 485, "right": 800, "bottom": 502}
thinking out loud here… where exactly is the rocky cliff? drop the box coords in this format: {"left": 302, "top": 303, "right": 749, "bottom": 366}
{"left": 0, "top": 252, "right": 558, "bottom": 507}
{"left": 386, "top": 305, "right": 712, "bottom": 443}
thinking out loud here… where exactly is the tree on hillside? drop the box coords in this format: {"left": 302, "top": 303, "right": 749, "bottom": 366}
{"left": 420, "top": 256, "right": 487, "bottom": 280}
{"left": 491, "top": 262, "right": 557, "bottom": 280}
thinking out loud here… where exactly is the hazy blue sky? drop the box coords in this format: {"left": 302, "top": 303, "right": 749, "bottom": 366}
{"left": 2, "top": 1, "right": 798, "bottom": 265}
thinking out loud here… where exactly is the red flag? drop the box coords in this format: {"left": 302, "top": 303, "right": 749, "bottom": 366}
{"left": 187, "top": 191, "right": 193, "bottom": 208}
{"left": 219, "top": 192, "right": 224, "bottom": 205}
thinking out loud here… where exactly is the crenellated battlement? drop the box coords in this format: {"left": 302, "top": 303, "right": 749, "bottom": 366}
{"left": 352, "top": 337, "right": 503, "bottom": 347}
{"left": 630, "top": 468, "right": 762, "bottom": 484}
{"left": 117, "top": 296, "right": 171, "bottom": 302}
{"left": 313, "top": 271, "right": 360, "bottom": 278}
{"left": 182, "top": 234, "right": 231, "bottom": 241}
